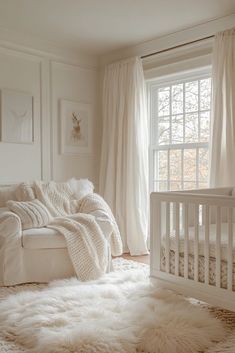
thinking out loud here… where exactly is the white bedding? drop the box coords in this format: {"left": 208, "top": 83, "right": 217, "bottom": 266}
{"left": 160, "top": 250, "right": 235, "bottom": 290}
{"left": 162, "top": 223, "right": 235, "bottom": 262}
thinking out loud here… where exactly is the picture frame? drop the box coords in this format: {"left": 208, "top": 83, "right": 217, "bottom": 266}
{"left": 60, "top": 99, "right": 92, "bottom": 155}
{"left": 0, "top": 89, "right": 34, "bottom": 144}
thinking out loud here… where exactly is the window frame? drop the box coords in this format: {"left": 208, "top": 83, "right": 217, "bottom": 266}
{"left": 147, "top": 67, "right": 212, "bottom": 193}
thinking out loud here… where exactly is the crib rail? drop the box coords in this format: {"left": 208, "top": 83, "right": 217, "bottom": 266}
{"left": 150, "top": 190, "right": 235, "bottom": 311}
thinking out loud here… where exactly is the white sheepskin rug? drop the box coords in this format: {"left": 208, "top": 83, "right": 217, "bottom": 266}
{"left": 0, "top": 267, "right": 226, "bottom": 353}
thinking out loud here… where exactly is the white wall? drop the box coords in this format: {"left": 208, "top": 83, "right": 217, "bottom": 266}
{"left": 0, "top": 48, "right": 42, "bottom": 183}
{"left": 0, "top": 35, "right": 100, "bottom": 188}
{"left": 51, "top": 61, "right": 99, "bottom": 184}
{"left": 1, "top": 13, "right": 234, "bottom": 188}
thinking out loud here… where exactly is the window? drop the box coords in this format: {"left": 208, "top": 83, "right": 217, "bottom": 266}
{"left": 149, "top": 70, "right": 212, "bottom": 192}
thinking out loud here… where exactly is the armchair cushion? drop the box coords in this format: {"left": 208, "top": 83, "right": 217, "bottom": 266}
{"left": 22, "top": 215, "right": 113, "bottom": 250}
{"left": 7, "top": 199, "right": 52, "bottom": 230}
{"left": 22, "top": 227, "right": 66, "bottom": 249}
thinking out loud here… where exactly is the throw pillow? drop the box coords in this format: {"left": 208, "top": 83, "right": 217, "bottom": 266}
{"left": 15, "top": 182, "right": 35, "bottom": 202}
{"left": 7, "top": 199, "right": 52, "bottom": 230}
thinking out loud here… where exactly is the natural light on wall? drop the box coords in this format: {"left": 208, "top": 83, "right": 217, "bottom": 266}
{"left": 148, "top": 69, "right": 211, "bottom": 192}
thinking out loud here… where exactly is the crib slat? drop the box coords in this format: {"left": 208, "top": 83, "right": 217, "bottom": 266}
{"left": 183, "top": 204, "right": 189, "bottom": 279}
{"left": 204, "top": 205, "right": 210, "bottom": 285}
{"left": 175, "top": 203, "right": 180, "bottom": 277}
{"left": 194, "top": 205, "right": 199, "bottom": 282}
{"left": 165, "top": 202, "right": 170, "bottom": 273}
{"left": 216, "top": 206, "right": 221, "bottom": 288}
{"left": 155, "top": 200, "right": 162, "bottom": 271}
{"left": 227, "top": 208, "right": 233, "bottom": 291}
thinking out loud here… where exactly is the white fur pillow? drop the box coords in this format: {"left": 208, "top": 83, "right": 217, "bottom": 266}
{"left": 7, "top": 199, "right": 52, "bottom": 230}
{"left": 67, "top": 178, "right": 94, "bottom": 201}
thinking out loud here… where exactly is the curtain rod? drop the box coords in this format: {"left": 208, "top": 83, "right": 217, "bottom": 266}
{"left": 141, "top": 35, "right": 214, "bottom": 59}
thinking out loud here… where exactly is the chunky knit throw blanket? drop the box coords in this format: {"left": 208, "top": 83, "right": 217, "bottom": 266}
{"left": 34, "top": 181, "right": 74, "bottom": 216}
{"left": 48, "top": 213, "right": 109, "bottom": 281}
{"left": 32, "top": 181, "right": 123, "bottom": 280}
{"left": 76, "top": 193, "right": 123, "bottom": 257}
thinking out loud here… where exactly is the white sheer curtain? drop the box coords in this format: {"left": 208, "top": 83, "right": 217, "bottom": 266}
{"left": 210, "top": 28, "right": 235, "bottom": 186}
{"left": 99, "top": 57, "right": 149, "bottom": 255}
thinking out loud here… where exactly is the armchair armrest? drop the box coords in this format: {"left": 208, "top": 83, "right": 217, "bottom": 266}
{"left": 0, "top": 211, "right": 22, "bottom": 246}
{"left": 0, "top": 211, "right": 23, "bottom": 285}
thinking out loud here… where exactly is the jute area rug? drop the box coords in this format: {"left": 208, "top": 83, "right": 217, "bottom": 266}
{"left": 0, "top": 258, "right": 235, "bottom": 353}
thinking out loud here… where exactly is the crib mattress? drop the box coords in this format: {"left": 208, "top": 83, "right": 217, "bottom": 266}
{"left": 160, "top": 250, "right": 235, "bottom": 290}
{"left": 162, "top": 223, "right": 235, "bottom": 262}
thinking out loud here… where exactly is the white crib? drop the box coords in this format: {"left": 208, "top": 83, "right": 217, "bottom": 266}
{"left": 150, "top": 187, "right": 235, "bottom": 311}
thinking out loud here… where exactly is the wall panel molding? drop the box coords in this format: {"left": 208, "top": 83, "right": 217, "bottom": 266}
{"left": 0, "top": 26, "right": 99, "bottom": 70}
{"left": 0, "top": 37, "right": 100, "bottom": 184}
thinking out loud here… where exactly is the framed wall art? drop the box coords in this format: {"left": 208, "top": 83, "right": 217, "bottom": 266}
{"left": 60, "top": 99, "right": 92, "bottom": 154}
{"left": 0, "top": 89, "right": 34, "bottom": 144}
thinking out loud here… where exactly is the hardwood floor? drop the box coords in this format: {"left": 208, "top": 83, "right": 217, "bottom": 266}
{"left": 121, "top": 253, "right": 150, "bottom": 265}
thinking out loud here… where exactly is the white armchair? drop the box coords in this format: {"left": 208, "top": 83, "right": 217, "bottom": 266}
{"left": 0, "top": 182, "right": 114, "bottom": 286}
{"left": 0, "top": 206, "right": 77, "bottom": 286}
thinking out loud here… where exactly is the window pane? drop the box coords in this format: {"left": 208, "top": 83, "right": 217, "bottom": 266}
{"left": 199, "top": 148, "right": 209, "bottom": 183}
{"left": 158, "top": 150, "right": 168, "bottom": 180}
{"left": 151, "top": 74, "right": 211, "bottom": 193}
{"left": 170, "top": 149, "right": 181, "bottom": 181}
{"left": 184, "top": 182, "right": 196, "bottom": 190}
{"left": 158, "top": 87, "right": 170, "bottom": 116}
{"left": 172, "top": 115, "right": 183, "bottom": 144}
{"left": 158, "top": 181, "right": 168, "bottom": 191}
{"left": 200, "top": 78, "right": 211, "bottom": 111}
{"left": 154, "top": 181, "right": 167, "bottom": 191}
{"left": 198, "top": 182, "right": 207, "bottom": 189}
{"left": 185, "top": 113, "right": 198, "bottom": 142}
{"left": 170, "top": 181, "right": 182, "bottom": 191}
{"left": 158, "top": 116, "right": 170, "bottom": 145}
{"left": 185, "top": 81, "right": 198, "bottom": 112}
{"left": 184, "top": 149, "right": 196, "bottom": 181}
{"left": 172, "top": 84, "right": 183, "bottom": 114}
{"left": 200, "top": 111, "right": 210, "bottom": 142}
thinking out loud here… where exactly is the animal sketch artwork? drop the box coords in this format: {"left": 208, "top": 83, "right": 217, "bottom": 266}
{"left": 62, "top": 101, "right": 90, "bottom": 153}
{"left": 11, "top": 109, "right": 28, "bottom": 120}
{"left": 7, "top": 108, "right": 32, "bottom": 143}
{"left": 71, "top": 112, "right": 82, "bottom": 141}
{"left": 1, "top": 90, "right": 33, "bottom": 144}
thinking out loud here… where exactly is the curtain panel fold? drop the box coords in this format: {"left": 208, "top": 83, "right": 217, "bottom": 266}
{"left": 210, "top": 28, "right": 235, "bottom": 187}
{"left": 99, "top": 57, "right": 149, "bottom": 255}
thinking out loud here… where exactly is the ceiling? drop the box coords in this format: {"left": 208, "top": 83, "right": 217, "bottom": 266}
{"left": 0, "top": 0, "right": 234, "bottom": 55}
